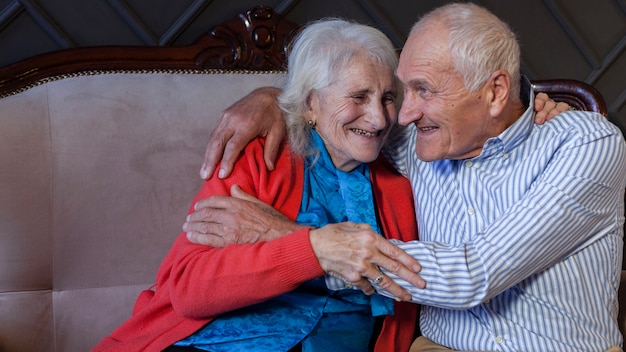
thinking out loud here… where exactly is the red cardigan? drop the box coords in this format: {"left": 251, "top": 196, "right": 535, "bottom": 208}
{"left": 93, "top": 138, "right": 418, "bottom": 352}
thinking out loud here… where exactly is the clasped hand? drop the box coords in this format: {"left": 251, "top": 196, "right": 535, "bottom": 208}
{"left": 183, "top": 184, "right": 425, "bottom": 301}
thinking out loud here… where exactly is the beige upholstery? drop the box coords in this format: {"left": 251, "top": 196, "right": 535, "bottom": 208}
{"left": 0, "top": 71, "right": 284, "bottom": 352}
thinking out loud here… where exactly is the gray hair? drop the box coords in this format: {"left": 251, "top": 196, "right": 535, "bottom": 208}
{"left": 278, "top": 18, "right": 398, "bottom": 157}
{"left": 411, "top": 3, "right": 521, "bottom": 98}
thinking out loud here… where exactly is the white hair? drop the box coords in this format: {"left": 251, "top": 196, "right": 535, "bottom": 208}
{"left": 411, "top": 3, "right": 521, "bottom": 98}
{"left": 278, "top": 18, "right": 398, "bottom": 157}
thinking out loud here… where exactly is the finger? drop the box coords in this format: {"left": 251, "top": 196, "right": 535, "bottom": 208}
{"left": 372, "top": 242, "right": 425, "bottom": 291}
{"left": 185, "top": 231, "right": 226, "bottom": 247}
{"left": 534, "top": 92, "right": 548, "bottom": 110}
{"left": 350, "top": 278, "right": 377, "bottom": 296}
{"left": 218, "top": 143, "right": 241, "bottom": 179}
{"left": 186, "top": 204, "right": 242, "bottom": 226}
{"left": 263, "top": 123, "right": 286, "bottom": 171}
{"left": 191, "top": 195, "right": 234, "bottom": 214}
{"left": 370, "top": 273, "right": 413, "bottom": 301}
{"left": 377, "top": 239, "right": 422, "bottom": 273}
{"left": 534, "top": 113, "right": 547, "bottom": 125}
{"left": 183, "top": 219, "right": 218, "bottom": 235}
{"left": 229, "top": 184, "right": 262, "bottom": 204}
{"left": 543, "top": 100, "right": 556, "bottom": 112}
{"left": 200, "top": 142, "right": 217, "bottom": 180}
{"left": 328, "top": 271, "right": 376, "bottom": 296}
{"left": 549, "top": 102, "right": 570, "bottom": 118}
{"left": 347, "top": 266, "right": 412, "bottom": 301}
{"left": 200, "top": 131, "right": 232, "bottom": 180}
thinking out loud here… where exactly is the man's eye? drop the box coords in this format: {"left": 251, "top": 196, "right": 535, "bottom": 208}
{"left": 417, "top": 87, "right": 433, "bottom": 99}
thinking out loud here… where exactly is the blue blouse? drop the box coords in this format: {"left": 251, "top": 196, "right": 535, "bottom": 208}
{"left": 174, "top": 131, "right": 393, "bottom": 351}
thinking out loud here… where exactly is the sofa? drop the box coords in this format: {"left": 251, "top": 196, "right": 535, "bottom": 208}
{"left": 0, "top": 5, "right": 623, "bottom": 352}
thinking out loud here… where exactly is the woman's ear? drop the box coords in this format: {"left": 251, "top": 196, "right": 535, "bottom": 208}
{"left": 305, "top": 93, "right": 319, "bottom": 124}
{"left": 306, "top": 95, "right": 312, "bottom": 110}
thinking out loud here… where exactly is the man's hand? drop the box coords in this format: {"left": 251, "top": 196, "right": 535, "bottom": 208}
{"left": 533, "top": 92, "right": 570, "bottom": 124}
{"left": 200, "top": 87, "right": 286, "bottom": 180}
{"left": 309, "top": 222, "right": 425, "bottom": 302}
{"left": 184, "top": 185, "right": 305, "bottom": 247}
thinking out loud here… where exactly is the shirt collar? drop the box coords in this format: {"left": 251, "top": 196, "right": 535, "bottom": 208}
{"left": 476, "top": 76, "right": 535, "bottom": 159}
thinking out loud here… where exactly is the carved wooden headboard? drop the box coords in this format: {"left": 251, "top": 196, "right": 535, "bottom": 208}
{"left": 0, "top": 5, "right": 607, "bottom": 115}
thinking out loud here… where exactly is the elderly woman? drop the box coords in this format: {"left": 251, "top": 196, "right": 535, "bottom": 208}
{"left": 94, "top": 18, "right": 423, "bottom": 352}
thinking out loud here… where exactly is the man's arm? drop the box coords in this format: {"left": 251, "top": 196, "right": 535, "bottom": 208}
{"left": 381, "top": 112, "right": 626, "bottom": 308}
{"left": 184, "top": 184, "right": 307, "bottom": 246}
{"left": 200, "top": 90, "right": 571, "bottom": 180}
{"left": 184, "top": 184, "right": 425, "bottom": 301}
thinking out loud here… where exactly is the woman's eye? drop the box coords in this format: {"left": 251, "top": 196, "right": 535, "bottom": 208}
{"left": 351, "top": 95, "right": 367, "bottom": 103}
{"left": 382, "top": 94, "right": 396, "bottom": 105}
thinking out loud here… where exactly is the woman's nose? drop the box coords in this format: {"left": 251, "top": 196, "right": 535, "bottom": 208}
{"left": 365, "top": 103, "right": 390, "bottom": 130}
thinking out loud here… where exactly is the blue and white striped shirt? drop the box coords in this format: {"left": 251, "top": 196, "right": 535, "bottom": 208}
{"left": 382, "top": 89, "right": 626, "bottom": 351}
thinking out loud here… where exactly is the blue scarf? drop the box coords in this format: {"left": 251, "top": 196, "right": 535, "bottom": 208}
{"left": 174, "top": 131, "right": 393, "bottom": 351}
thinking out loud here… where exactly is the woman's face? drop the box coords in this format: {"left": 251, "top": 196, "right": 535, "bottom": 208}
{"left": 307, "top": 55, "right": 397, "bottom": 172}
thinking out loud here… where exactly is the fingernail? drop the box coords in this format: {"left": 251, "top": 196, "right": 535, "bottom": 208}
{"left": 186, "top": 214, "right": 191, "bottom": 221}
{"left": 199, "top": 169, "right": 209, "bottom": 179}
{"left": 186, "top": 232, "right": 192, "bottom": 240}
{"left": 183, "top": 222, "right": 188, "bottom": 231}
{"left": 218, "top": 168, "right": 226, "bottom": 179}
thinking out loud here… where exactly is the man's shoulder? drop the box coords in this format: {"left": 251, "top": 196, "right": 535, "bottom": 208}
{"left": 540, "top": 110, "right": 623, "bottom": 138}
{"left": 546, "top": 110, "right": 614, "bottom": 127}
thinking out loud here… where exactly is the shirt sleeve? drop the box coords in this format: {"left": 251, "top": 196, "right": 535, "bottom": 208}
{"left": 379, "top": 113, "right": 626, "bottom": 309}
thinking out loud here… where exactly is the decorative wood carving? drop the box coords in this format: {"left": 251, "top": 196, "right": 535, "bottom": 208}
{"left": 0, "top": 5, "right": 298, "bottom": 97}
{"left": 196, "top": 5, "right": 299, "bottom": 70}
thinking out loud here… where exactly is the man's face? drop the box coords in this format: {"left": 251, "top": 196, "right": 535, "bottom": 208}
{"left": 396, "top": 24, "right": 493, "bottom": 162}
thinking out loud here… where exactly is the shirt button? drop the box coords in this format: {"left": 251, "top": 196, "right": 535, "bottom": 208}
{"left": 502, "top": 153, "right": 509, "bottom": 160}
{"left": 495, "top": 336, "right": 504, "bottom": 344}
{"left": 468, "top": 207, "right": 475, "bottom": 215}
{"left": 464, "top": 160, "right": 473, "bottom": 168}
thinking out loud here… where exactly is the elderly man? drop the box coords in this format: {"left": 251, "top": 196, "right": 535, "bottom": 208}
{"left": 187, "top": 3, "right": 626, "bottom": 351}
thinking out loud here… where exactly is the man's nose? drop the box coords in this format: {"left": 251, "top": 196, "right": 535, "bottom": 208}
{"left": 398, "top": 95, "right": 423, "bottom": 126}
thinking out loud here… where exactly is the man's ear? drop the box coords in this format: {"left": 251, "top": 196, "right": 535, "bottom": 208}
{"left": 487, "top": 70, "right": 511, "bottom": 117}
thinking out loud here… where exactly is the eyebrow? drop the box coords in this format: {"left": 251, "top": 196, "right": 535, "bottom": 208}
{"left": 405, "top": 79, "right": 429, "bottom": 89}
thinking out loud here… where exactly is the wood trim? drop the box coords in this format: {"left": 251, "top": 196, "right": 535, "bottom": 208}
{"left": 0, "top": 5, "right": 298, "bottom": 97}
{"left": 533, "top": 79, "right": 608, "bottom": 116}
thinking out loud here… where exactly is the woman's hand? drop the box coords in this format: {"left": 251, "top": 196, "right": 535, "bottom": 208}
{"left": 533, "top": 92, "right": 570, "bottom": 124}
{"left": 309, "top": 222, "right": 425, "bottom": 302}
